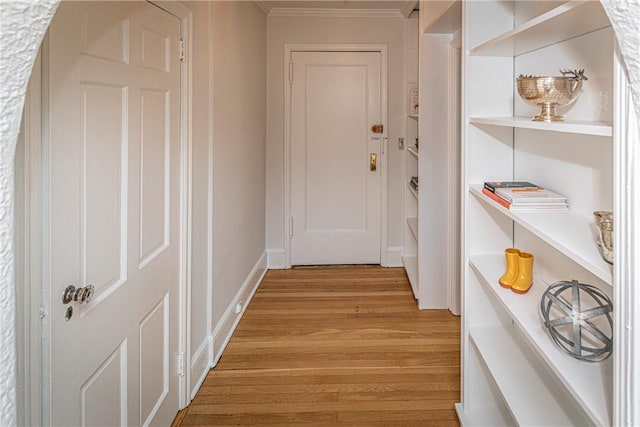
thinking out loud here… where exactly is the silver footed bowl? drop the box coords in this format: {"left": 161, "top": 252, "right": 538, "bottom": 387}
{"left": 594, "top": 210, "right": 613, "bottom": 264}
{"left": 517, "top": 69, "right": 587, "bottom": 122}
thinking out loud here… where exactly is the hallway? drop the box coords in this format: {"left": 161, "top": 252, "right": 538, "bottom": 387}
{"left": 175, "top": 266, "right": 461, "bottom": 425}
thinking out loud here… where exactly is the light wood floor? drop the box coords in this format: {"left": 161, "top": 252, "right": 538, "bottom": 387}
{"left": 177, "top": 266, "right": 461, "bottom": 426}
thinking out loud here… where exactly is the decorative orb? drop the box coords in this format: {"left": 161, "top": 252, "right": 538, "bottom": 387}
{"left": 540, "top": 280, "right": 613, "bottom": 362}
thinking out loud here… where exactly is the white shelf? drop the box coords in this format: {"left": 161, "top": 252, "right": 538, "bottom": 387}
{"left": 407, "top": 217, "right": 418, "bottom": 241}
{"left": 407, "top": 146, "right": 419, "bottom": 158}
{"left": 470, "top": 1, "right": 610, "bottom": 57}
{"left": 408, "top": 182, "right": 419, "bottom": 200}
{"left": 402, "top": 255, "right": 418, "bottom": 296}
{"left": 469, "top": 185, "right": 612, "bottom": 285}
{"left": 408, "top": 113, "right": 419, "bottom": 120}
{"left": 469, "top": 326, "right": 576, "bottom": 426}
{"left": 469, "top": 254, "right": 612, "bottom": 426}
{"left": 470, "top": 116, "right": 612, "bottom": 137}
{"left": 455, "top": 403, "right": 510, "bottom": 427}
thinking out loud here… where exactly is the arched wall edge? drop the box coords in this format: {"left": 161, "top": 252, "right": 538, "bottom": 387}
{"left": 0, "top": 1, "right": 637, "bottom": 425}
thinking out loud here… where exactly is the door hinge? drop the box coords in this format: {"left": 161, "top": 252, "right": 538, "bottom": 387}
{"left": 288, "top": 216, "right": 294, "bottom": 239}
{"left": 179, "top": 39, "right": 186, "bottom": 62}
{"left": 288, "top": 62, "right": 293, "bottom": 83}
{"left": 177, "top": 351, "right": 185, "bottom": 377}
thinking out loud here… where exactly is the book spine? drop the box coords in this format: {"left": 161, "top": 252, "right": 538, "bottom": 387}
{"left": 483, "top": 182, "right": 497, "bottom": 193}
{"left": 482, "top": 187, "right": 511, "bottom": 209}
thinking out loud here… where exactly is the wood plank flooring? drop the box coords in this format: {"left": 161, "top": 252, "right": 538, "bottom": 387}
{"left": 178, "top": 266, "right": 461, "bottom": 426}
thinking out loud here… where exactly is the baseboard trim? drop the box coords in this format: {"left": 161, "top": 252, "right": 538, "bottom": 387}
{"left": 386, "top": 246, "right": 403, "bottom": 267}
{"left": 211, "top": 251, "right": 267, "bottom": 366}
{"left": 189, "top": 336, "right": 212, "bottom": 400}
{"left": 267, "top": 249, "right": 286, "bottom": 269}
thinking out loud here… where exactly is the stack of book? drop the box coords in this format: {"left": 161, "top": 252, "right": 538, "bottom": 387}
{"left": 410, "top": 176, "right": 419, "bottom": 192}
{"left": 482, "top": 181, "right": 568, "bottom": 211}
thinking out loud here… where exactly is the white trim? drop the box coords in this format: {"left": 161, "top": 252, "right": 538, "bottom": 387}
{"left": 386, "top": 247, "right": 404, "bottom": 267}
{"left": 149, "top": 0, "right": 193, "bottom": 410}
{"left": 205, "top": 0, "right": 215, "bottom": 402}
{"left": 211, "top": 252, "right": 267, "bottom": 366}
{"left": 267, "top": 249, "right": 286, "bottom": 269}
{"left": 188, "top": 336, "right": 210, "bottom": 400}
{"left": 269, "top": 8, "right": 403, "bottom": 18}
{"left": 447, "top": 32, "right": 461, "bottom": 316}
{"left": 15, "top": 48, "right": 43, "bottom": 427}
{"left": 613, "top": 45, "right": 639, "bottom": 427}
{"left": 283, "top": 44, "right": 389, "bottom": 268}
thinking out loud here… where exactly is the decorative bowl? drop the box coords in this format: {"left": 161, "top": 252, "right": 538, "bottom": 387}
{"left": 593, "top": 211, "right": 613, "bottom": 264}
{"left": 516, "top": 69, "right": 587, "bottom": 122}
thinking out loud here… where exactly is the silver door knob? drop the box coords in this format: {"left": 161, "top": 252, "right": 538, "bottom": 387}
{"left": 62, "top": 284, "right": 95, "bottom": 305}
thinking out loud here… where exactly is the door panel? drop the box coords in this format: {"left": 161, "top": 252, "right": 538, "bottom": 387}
{"left": 291, "top": 51, "right": 382, "bottom": 265}
{"left": 47, "top": 2, "right": 181, "bottom": 425}
{"left": 80, "top": 344, "right": 126, "bottom": 426}
{"left": 139, "top": 88, "right": 170, "bottom": 266}
{"left": 81, "top": 82, "right": 127, "bottom": 294}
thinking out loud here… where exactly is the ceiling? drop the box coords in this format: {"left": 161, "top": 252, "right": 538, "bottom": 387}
{"left": 257, "top": 1, "right": 418, "bottom": 18}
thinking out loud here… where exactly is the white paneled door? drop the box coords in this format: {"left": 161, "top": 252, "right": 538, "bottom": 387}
{"left": 47, "top": 2, "right": 181, "bottom": 425}
{"left": 290, "top": 51, "right": 382, "bottom": 265}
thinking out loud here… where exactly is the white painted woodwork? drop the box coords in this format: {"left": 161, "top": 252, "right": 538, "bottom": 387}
{"left": 267, "top": 25, "right": 400, "bottom": 267}
{"left": 47, "top": 2, "right": 181, "bottom": 425}
{"left": 420, "top": 0, "right": 461, "bottom": 34}
{"left": 470, "top": 185, "right": 613, "bottom": 285}
{"left": 290, "top": 51, "right": 382, "bottom": 265}
{"left": 469, "top": 1, "right": 611, "bottom": 57}
{"left": 459, "top": 1, "right": 626, "bottom": 425}
{"left": 469, "top": 117, "right": 612, "bottom": 137}
{"left": 402, "top": 18, "right": 419, "bottom": 298}
{"left": 403, "top": 8, "right": 457, "bottom": 309}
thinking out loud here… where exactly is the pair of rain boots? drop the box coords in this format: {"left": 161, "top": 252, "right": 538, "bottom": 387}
{"left": 499, "top": 248, "right": 534, "bottom": 294}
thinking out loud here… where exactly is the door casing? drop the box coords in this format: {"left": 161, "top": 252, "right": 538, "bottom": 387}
{"left": 15, "top": 1, "right": 194, "bottom": 423}
{"left": 283, "top": 44, "right": 389, "bottom": 268}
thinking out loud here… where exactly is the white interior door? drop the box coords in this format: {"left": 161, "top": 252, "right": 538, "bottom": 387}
{"left": 290, "top": 51, "right": 382, "bottom": 265}
{"left": 46, "top": 2, "right": 182, "bottom": 425}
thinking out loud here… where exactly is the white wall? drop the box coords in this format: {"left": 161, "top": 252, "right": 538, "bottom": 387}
{"left": 265, "top": 16, "right": 406, "bottom": 264}
{"left": 212, "top": 2, "right": 267, "bottom": 328}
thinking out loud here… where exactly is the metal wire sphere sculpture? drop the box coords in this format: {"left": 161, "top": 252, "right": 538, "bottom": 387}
{"left": 540, "top": 280, "right": 613, "bottom": 362}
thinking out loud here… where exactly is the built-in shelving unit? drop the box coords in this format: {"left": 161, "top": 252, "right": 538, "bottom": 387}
{"left": 458, "top": 1, "right": 622, "bottom": 425}
{"left": 403, "top": 15, "right": 420, "bottom": 301}
{"left": 469, "top": 255, "right": 611, "bottom": 426}
{"left": 404, "top": 0, "right": 460, "bottom": 311}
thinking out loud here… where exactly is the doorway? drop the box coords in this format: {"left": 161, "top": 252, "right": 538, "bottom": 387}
{"left": 16, "top": 1, "right": 192, "bottom": 424}
{"left": 284, "top": 46, "right": 388, "bottom": 267}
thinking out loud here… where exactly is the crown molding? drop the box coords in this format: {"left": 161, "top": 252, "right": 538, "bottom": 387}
{"left": 254, "top": 1, "right": 270, "bottom": 15}
{"left": 268, "top": 7, "right": 404, "bottom": 18}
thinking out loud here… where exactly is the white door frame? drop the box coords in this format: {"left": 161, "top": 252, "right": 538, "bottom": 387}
{"left": 283, "top": 44, "right": 389, "bottom": 268}
{"left": 150, "top": 0, "right": 194, "bottom": 411}
{"left": 16, "top": 2, "right": 194, "bottom": 423}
